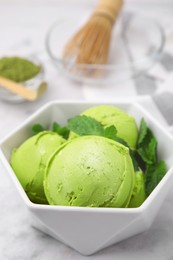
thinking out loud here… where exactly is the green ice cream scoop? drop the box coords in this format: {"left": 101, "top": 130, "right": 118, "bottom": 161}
{"left": 44, "top": 135, "right": 135, "bottom": 208}
{"left": 82, "top": 105, "right": 138, "bottom": 149}
{"left": 128, "top": 170, "right": 146, "bottom": 208}
{"left": 11, "top": 131, "right": 66, "bottom": 204}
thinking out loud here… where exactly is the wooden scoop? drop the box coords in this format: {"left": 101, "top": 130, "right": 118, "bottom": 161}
{"left": 0, "top": 76, "right": 47, "bottom": 101}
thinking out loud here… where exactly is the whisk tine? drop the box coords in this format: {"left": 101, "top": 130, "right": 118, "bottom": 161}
{"left": 63, "top": 0, "right": 123, "bottom": 65}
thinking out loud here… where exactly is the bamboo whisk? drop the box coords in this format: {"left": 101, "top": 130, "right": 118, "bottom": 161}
{"left": 63, "top": 0, "right": 123, "bottom": 65}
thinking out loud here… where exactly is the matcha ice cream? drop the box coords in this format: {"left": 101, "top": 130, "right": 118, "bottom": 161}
{"left": 82, "top": 105, "right": 138, "bottom": 149}
{"left": 9, "top": 104, "right": 166, "bottom": 208}
{"left": 128, "top": 170, "right": 146, "bottom": 208}
{"left": 11, "top": 131, "right": 66, "bottom": 204}
{"left": 44, "top": 135, "right": 135, "bottom": 207}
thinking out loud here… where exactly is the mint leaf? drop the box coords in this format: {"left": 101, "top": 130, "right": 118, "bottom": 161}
{"left": 52, "top": 122, "right": 69, "bottom": 139}
{"left": 137, "top": 118, "right": 167, "bottom": 196}
{"left": 67, "top": 115, "right": 104, "bottom": 136}
{"left": 103, "top": 125, "right": 117, "bottom": 140}
{"left": 129, "top": 150, "right": 140, "bottom": 172}
{"left": 32, "top": 124, "right": 45, "bottom": 134}
{"left": 137, "top": 119, "right": 157, "bottom": 165}
{"left": 114, "top": 136, "right": 129, "bottom": 147}
{"left": 145, "top": 160, "right": 167, "bottom": 196}
{"left": 32, "top": 122, "right": 69, "bottom": 139}
{"left": 137, "top": 137, "right": 157, "bottom": 165}
{"left": 134, "top": 152, "right": 146, "bottom": 172}
{"left": 137, "top": 118, "right": 148, "bottom": 145}
{"left": 52, "top": 122, "right": 61, "bottom": 132}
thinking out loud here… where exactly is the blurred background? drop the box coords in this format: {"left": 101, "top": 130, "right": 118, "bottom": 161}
{"left": 0, "top": 0, "right": 173, "bottom": 134}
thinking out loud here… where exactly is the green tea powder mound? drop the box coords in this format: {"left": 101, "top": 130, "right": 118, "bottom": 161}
{"left": 0, "top": 56, "right": 41, "bottom": 82}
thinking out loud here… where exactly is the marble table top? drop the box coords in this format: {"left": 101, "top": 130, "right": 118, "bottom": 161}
{"left": 1, "top": 1, "right": 173, "bottom": 259}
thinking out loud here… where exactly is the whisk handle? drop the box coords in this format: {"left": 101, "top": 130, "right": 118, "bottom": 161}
{"left": 94, "top": 0, "right": 123, "bottom": 24}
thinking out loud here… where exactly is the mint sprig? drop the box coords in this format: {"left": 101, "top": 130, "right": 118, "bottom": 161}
{"left": 32, "top": 122, "right": 69, "bottom": 139}
{"left": 145, "top": 160, "right": 167, "bottom": 196}
{"left": 52, "top": 122, "right": 70, "bottom": 139}
{"left": 67, "top": 115, "right": 104, "bottom": 136}
{"left": 32, "top": 124, "right": 45, "bottom": 134}
{"left": 137, "top": 119, "right": 157, "bottom": 165}
{"left": 68, "top": 116, "right": 125, "bottom": 142}
{"left": 136, "top": 118, "right": 167, "bottom": 196}
{"left": 103, "top": 125, "right": 117, "bottom": 140}
{"left": 68, "top": 116, "right": 128, "bottom": 144}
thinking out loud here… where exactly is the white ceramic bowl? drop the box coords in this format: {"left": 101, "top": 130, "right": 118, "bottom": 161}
{"left": 0, "top": 100, "right": 173, "bottom": 256}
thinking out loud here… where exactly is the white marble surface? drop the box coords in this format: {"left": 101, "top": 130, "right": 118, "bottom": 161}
{"left": 1, "top": 1, "right": 173, "bottom": 259}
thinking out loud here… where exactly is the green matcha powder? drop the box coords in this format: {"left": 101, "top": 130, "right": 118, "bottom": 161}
{"left": 0, "top": 57, "right": 41, "bottom": 82}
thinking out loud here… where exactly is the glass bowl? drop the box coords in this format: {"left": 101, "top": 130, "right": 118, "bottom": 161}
{"left": 45, "top": 9, "right": 165, "bottom": 85}
{"left": 0, "top": 100, "right": 173, "bottom": 255}
{"left": 0, "top": 56, "right": 44, "bottom": 103}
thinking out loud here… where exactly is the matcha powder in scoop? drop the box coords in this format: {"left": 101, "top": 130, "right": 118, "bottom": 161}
{"left": 0, "top": 56, "right": 41, "bottom": 82}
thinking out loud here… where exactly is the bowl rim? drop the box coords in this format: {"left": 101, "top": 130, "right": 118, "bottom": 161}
{"left": 1, "top": 99, "right": 173, "bottom": 213}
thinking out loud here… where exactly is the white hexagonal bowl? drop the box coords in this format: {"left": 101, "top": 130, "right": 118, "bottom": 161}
{"left": 1, "top": 100, "right": 173, "bottom": 256}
